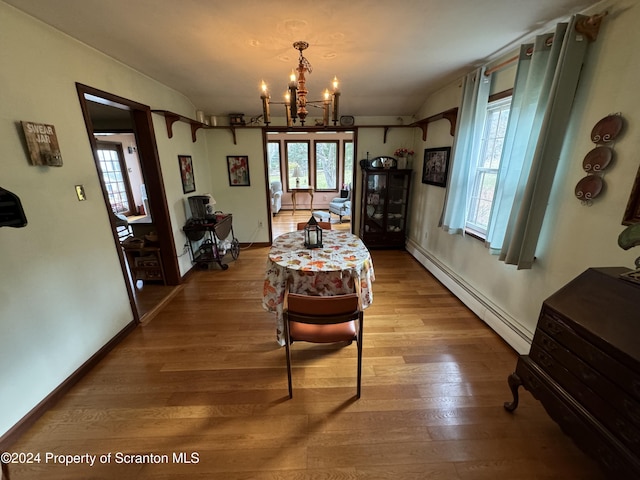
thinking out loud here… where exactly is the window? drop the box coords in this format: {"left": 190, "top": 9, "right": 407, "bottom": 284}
{"left": 267, "top": 141, "right": 281, "bottom": 184}
{"left": 343, "top": 141, "right": 354, "bottom": 188}
{"left": 286, "top": 141, "right": 309, "bottom": 188}
{"left": 267, "top": 132, "right": 355, "bottom": 192}
{"left": 466, "top": 96, "right": 511, "bottom": 237}
{"left": 314, "top": 141, "right": 338, "bottom": 191}
{"left": 96, "top": 141, "right": 134, "bottom": 215}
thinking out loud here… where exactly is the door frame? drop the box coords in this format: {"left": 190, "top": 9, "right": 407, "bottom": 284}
{"left": 76, "top": 84, "right": 181, "bottom": 318}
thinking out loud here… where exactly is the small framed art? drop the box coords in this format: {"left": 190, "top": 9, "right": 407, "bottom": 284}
{"left": 422, "top": 147, "right": 451, "bottom": 187}
{"left": 178, "top": 155, "right": 195, "bottom": 193}
{"left": 227, "top": 155, "right": 250, "bottom": 186}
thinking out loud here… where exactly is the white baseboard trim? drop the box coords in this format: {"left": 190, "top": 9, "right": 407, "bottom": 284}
{"left": 406, "top": 239, "right": 533, "bottom": 354}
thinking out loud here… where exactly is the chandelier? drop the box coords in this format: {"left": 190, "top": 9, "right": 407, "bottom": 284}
{"left": 260, "top": 41, "right": 340, "bottom": 127}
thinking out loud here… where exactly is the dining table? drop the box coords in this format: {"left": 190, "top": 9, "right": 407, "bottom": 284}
{"left": 262, "top": 229, "right": 375, "bottom": 345}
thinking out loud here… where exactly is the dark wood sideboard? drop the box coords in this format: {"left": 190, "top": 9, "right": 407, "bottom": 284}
{"left": 505, "top": 267, "right": 640, "bottom": 477}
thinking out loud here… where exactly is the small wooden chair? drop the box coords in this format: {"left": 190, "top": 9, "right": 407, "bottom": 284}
{"left": 296, "top": 221, "right": 332, "bottom": 230}
{"left": 283, "top": 281, "right": 363, "bottom": 398}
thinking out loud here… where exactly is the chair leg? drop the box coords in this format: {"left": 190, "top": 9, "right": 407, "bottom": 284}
{"left": 285, "top": 339, "right": 293, "bottom": 399}
{"left": 356, "top": 330, "right": 363, "bottom": 399}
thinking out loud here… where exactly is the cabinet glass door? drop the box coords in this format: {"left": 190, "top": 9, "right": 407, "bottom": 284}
{"left": 364, "top": 172, "right": 386, "bottom": 233}
{"left": 387, "top": 172, "right": 409, "bottom": 232}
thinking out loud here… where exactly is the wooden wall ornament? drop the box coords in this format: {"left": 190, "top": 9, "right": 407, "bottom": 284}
{"left": 576, "top": 113, "right": 623, "bottom": 206}
{"left": 590, "top": 114, "right": 623, "bottom": 143}
{"left": 20, "top": 121, "right": 63, "bottom": 166}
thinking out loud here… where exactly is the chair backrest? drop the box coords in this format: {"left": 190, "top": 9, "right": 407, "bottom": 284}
{"left": 286, "top": 293, "right": 360, "bottom": 325}
{"left": 283, "top": 280, "right": 364, "bottom": 398}
{"left": 270, "top": 181, "right": 282, "bottom": 194}
{"left": 296, "top": 221, "right": 332, "bottom": 230}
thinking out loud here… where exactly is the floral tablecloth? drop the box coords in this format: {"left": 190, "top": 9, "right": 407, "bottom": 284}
{"left": 262, "top": 230, "right": 375, "bottom": 345}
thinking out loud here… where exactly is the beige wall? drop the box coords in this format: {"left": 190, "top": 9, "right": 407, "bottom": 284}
{"left": 0, "top": 2, "right": 209, "bottom": 436}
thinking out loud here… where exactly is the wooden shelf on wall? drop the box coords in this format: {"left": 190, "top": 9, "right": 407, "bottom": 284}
{"left": 356, "top": 107, "right": 458, "bottom": 143}
{"left": 411, "top": 108, "right": 458, "bottom": 141}
{"left": 151, "top": 110, "right": 264, "bottom": 144}
{"left": 151, "top": 110, "right": 208, "bottom": 142}
{"left": 152, "top": 107, "right": 459, "bottom": 144}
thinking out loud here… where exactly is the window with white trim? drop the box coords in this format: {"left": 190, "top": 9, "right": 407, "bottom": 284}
{"left": 466, "top": 96, "right": 511, "bottom": 237}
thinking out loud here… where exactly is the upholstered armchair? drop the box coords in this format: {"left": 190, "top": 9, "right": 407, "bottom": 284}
{"left": 329, "top": 189, "right": 351, "bottom": 222}
{"left": 270, "top": 181, "right": 283, "bottom": 215}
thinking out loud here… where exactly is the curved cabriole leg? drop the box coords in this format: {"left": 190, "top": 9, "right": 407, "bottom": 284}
{"left": 504, "top": 372, "right": 522, "bottom": 412}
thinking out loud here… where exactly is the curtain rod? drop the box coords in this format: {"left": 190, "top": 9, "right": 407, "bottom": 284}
{"left": 484, "top": 11, "right": 608, "bottom": 77}
{"left": 484, "top": 55, "right": 519, "bottom": 76}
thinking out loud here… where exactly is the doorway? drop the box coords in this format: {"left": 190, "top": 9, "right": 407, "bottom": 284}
{"left": 76, "top": 83, "right": 181, "bottom": 322}
{"left": 265, "top": 129, "right": 357, "bottom": 240}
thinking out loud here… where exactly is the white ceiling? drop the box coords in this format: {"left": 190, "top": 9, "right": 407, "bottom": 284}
{"left": 5, "top": 0, "right": 603, "bottom": 118}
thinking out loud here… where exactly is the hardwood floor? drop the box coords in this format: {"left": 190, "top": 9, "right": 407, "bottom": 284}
{"left": 6, "top": 233, "right": 606, "bottom": 479}
{"left": 271, "top": 208, "right": 352, "bottom": 238}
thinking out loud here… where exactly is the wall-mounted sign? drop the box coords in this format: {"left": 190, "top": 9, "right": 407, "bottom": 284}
{"left": 21, "top": 121, "right": 63, "bottom": 166}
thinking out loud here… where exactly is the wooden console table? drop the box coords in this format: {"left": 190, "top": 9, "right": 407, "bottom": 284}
{"left": 505, "top": 267, "right": 640, "bottom": 477}
{"left": 290, "top": 187, "right": 314, "bottom": 215}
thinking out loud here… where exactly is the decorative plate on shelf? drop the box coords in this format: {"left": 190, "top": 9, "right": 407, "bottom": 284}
{"left": 339, "top": 115, "right": 355, "bottom": 126}
{"left": 582, "top": 146, "right": 613, "bottom": 172}
{"left": 590, "top": 114, "right": 623, "bottom": 143}
{"left": 575, "top": 175, "right": 603, "bottom": 201}
{"left": 368, "top": 156, "right": 397, "bottom": 169}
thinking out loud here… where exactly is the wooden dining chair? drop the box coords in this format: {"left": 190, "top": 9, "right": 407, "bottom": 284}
{"left": 296, "top": 221, "right": 332, "bottom": 230}
{"left": 283, "top": 281, "right": 364, "bottom": 398}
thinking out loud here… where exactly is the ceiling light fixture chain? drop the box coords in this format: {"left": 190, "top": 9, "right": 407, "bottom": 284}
{"left": 260, "top": 41, "right": 340, "bottom": 127}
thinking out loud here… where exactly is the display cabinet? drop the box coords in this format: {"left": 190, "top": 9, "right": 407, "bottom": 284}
{"left": 359, "top": 165, "right": 412, "bottom": 249}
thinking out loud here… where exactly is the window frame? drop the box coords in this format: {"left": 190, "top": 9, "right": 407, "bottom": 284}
{"left": 267, "top": 132, "right": 354, "bottom": 195}
{"left": 96, "top": 140, "right": 135, "bottom": 216}
{"left": 284, "top": 140, "right": 310, "bottom": 190}
{"left": 267, "top": 140, "right": 282, "bottom": 185}
{"left": 313, "top": 140, "right": 339, "bottom": 192}
{"left": 465, "top": 89, "right": 513, "bottom": 239}
{"left": 343, "top": 140, "right": 354, "bottom": 189}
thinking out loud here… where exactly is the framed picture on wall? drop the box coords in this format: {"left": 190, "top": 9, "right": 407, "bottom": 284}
{"left": 422, "top": 147, "right": 451, "bottom": 187}
{"left": 227, "top": 155, "right": 250, "bottom": 186}
{"left": 178, "top": 155, "right": 195, "bottom": 193}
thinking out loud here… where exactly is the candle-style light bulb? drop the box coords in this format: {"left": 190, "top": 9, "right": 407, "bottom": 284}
{"left": 289, "top": 70, "right": 297, "bottom": 87}
{"left": 332, "top": 76, "right": 340, "bottom": 92}
{"left": 260, "top": 80, "right": 270, "bottom": 125}
{"left": 284, "top": 91, "right": 293, "bottom": 127}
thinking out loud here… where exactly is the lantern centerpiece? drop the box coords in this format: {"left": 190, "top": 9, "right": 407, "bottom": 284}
{"left": 303, "top": 216, "right": 323, "bottom": 249}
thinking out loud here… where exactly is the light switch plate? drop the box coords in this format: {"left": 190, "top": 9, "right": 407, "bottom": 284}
{"left": 75, "top": 185, "right": 86, "bottom": 201}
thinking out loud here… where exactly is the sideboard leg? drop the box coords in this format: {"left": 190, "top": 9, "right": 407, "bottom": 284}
{"left": 504, "top": 372, "right": 522, "bottom": 412}
{"left": 2, "top": 459, "right": 10, "bottom": 480}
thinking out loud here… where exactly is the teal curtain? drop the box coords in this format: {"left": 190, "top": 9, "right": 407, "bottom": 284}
{"left": 440, "top": 67, "right": 490, "bottom": 234}
{"left": 485, "top": 15, "right": 589, "bottom": 269}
